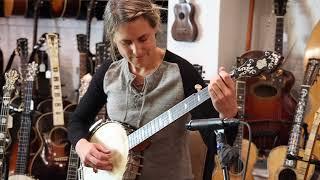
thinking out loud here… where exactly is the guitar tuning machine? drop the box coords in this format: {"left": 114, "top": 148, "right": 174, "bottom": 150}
{"left": 194, "top": 84, "right": 202, "bottom": 92}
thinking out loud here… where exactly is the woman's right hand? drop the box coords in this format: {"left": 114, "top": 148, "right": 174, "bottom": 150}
{"left": 75, "top": 138, "right": 113, "bottom": 171}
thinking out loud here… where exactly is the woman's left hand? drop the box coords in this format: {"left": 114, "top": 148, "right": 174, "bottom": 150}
{"left": 208, "top": 67, "right": 237, "bottom": 118}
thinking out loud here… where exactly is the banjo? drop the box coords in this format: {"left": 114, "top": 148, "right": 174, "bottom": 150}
{"left": 80, "top": 50, "right": 284, "bottom": 180}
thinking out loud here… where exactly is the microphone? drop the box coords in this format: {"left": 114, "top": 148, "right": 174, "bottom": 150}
{"left": 185, "top": 118, "right": 240, "bottom": 131}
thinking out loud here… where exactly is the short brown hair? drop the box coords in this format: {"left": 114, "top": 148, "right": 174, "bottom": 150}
{"left": 104, "top": 0, "right": 161, "bottom": 61}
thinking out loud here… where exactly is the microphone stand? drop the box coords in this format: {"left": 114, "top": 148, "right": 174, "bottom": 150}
{"left": 215, "top": 129, "right": 230, "bottom": 180}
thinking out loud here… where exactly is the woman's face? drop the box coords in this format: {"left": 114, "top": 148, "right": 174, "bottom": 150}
{"left": 113, "top": 16, "right": 158, "bottom": 67}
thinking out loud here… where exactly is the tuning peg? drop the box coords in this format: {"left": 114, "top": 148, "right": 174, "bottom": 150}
{"left": 194, "top": 84, "right": 202, "bottom": 92}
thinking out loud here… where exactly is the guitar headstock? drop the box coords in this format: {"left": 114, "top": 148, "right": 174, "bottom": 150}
{"left": 77, "top": 34, "right": 88, "bottom": 53}
{"left": 26, "top": 62, "right": 38, "bottom": 81}
{"left": 274, "top": 0, "right": 288, "bottom": 16}
{"left": 96, "top": 42, "right": 107, "bottom": 66}
{"left": 3, "top": 69, "right": 19, "bottom": 93}
{"left": 17, "top": 38, "right": 28, "bottom": 62}
{"left": 87, "top": 0, "right": 97, "bottom": 21}
{"left": 303, "top": 59, "right": 320, "bottom": 86}
{"left": 45, "top": 33, "right": 60, "bottom": 66}
{"left": 46, "top": 33, "right": 59, "bottom": 50}
{"left": 34, "top": 33, "right": 47, "bottom": 50}
{"left": 231, "top": 51, "right": 284, "bottom": 79}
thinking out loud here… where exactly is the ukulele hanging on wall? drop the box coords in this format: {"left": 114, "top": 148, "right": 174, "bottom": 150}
{"left": 171, "top": 0, "right": 198, "bottom": 42}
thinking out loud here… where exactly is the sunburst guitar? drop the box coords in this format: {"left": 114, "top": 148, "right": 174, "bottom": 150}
{"left": 80, "top": 50, "right": 284, "bottom": 180}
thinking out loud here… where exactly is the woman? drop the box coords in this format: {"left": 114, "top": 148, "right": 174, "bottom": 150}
{"left": 68, "top": 0, "right": 237, "bottom": 179}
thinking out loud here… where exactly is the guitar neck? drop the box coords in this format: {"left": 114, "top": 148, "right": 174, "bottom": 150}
{"left": 47, "top": 34, "right": 65, "bottom": 126}
{"left": 284, "top": 84, "right": 310, "bottom": 168}
{"left": 16, "top": 80, "right": 34, "bottom": 174}
{"left": 0, "top": 94, "right": 13, "bottom": 174}
{"left": 274, "top": 16, "right": 284, "bottom": 54}
{"left": 79, "top": 53, "right": 88, "bottom": 78}
{"left": 285, "top": 60, "right": 320, "bottom": 168}
{"left": 234, "top": 80, "right": 246, "bottom": 150}
{"left": 66, "top": 145, "right": 80, "bottom": 180}
{"left": 128, "top": 86, "right": 210, "bottom": 149}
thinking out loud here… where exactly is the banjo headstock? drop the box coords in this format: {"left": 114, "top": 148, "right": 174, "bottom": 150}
{"left": 231, "top": 50, "right": 284, "bottom": 79}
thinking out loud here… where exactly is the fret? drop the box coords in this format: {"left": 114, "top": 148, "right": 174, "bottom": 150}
{"left": 126, "top": 52, "right": 283, "bottom": 148}
{"left": 297, "top": 109, "right": 320, "bottom": 179}
{"left": 234, "top": 80, "right": 245, "bottom": 151}
{"left": 128, "top": 87, "right": 210, "bottom": 149}
{"left": 53, "top": 76, "right": 59, "bottom": 81}
{"left": 54, "top": 103, "right": 62, "bottom": 107}
{"left": 15, "top": 63, "right": 37, "bottom": 174}
{"left": 46, "top": 33, "right": 65, "bottom": 126}
{"left": 66, "top": 145, "right": 80, "bottom": 180}
{"left": 274, "top": 16, "right": 284, "bottom": 54}
{"left": 284, "top": 60, "right": 320, "bottom": 168}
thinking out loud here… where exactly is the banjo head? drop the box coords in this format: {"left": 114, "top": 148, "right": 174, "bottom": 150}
{"left": 8, "top": 175, "right": 35, "bottom": 180}
{"left": 87, "top": 120, "right": 129, "bottom": 179}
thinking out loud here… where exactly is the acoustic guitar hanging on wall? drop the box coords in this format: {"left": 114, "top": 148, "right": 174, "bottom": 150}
{"left": 171, "top": 0, "right": 198, "bottom": 42}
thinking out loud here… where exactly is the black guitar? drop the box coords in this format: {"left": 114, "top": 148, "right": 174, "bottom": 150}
{"left": 171, "top": 0, "right": 198, "bottom": 42}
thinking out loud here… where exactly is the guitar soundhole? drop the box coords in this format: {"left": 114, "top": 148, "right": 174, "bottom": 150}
{"left": 278, "top": 168, "right": 296, "bottom": 180}
{"left": 254, "top": 84, "right": 277, "bottom": 97}
{"left": 178, "top": 12, "right": 185, "bottom": 19}
{"left": 50, "top": 128, "right": 69, "bottom": 145}
{"left": 229, "top": 158, "right": 243, "bottom": 174}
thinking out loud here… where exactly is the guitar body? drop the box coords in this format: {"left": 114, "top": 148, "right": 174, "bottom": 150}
{"left": 11, "top": 0, "right": 27, "bottom": 15}
{"left": 212, "top": 133, "right": 258, "bottom": 180}
{"left": 4, "top": 0, "right": 14, "bottom": 16}
{"left": 50, "top": 0, "right": 64, "bottom": 17}
{"left": 26, "top": 0, "right": 51, "bottom": 18}
{"left": 0, "top": 0, "right": 4, "bottom": 16}
{"left": 267, "top": 146, "right": 315, "bottom": 180}
{"left": 36, "top": 99, "right": 71, "bottom": 114}
{"left": 240, "top": 51, "right": 296, "bottom": 151}
{"left": 31, "top": 112, "right": 70, "bottom": 180}
{"left": 303, "top": 21, "right": 320, "bottom": 162}
{"left": 76, "top": 0, "right": 89, "bottom": 20}
{"left": 171, "top": 2, "right": 198, "bottom": 42}
{"left": 61, "top": 0, "right": 80, "bottom": 17}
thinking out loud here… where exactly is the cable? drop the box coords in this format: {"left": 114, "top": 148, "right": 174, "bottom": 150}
{"left": 239, "top": 121, "right": 252, "bottom": 180}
